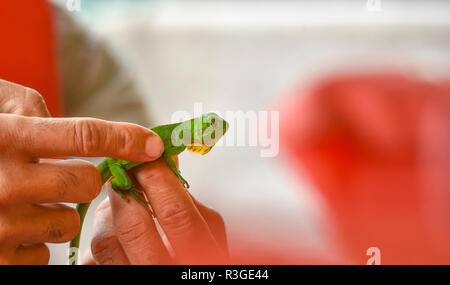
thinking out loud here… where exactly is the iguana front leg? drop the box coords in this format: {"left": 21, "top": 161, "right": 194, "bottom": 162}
{"left": 163, "top": 152, "right": 190, "bottom": 189}
{"left": 109, "top": 163, "right": 152, "bottom": 214}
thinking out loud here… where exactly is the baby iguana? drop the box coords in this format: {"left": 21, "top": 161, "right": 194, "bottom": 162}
{"left": 69, "top": 113, "right": 229, "bottom": 265}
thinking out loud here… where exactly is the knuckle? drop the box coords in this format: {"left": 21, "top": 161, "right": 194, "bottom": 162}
{"left": 4, "top": 115, "right": 35, "bottom": 152}
{"left": 0, "top": 165, "right": 25, "bottom": 206}
{"left": 135, "top": 164, "right": 167, "bottom": 187}
{"left": 116, "top": 219, "right": 148, "bottom": 245}
{"left": 0, "top": 114, "right": 20, "bottom": 149}
{"left": 90, "top": 234, "right": 117, "bottom": 263}
{"left": 114, "top": 125, "right": 135, "bottom": 154}
{"left": 25, "top": 88, "right": 44, "bottom": 107}
{"left": 24, "top": 89, "right": 49, "bottom": 117}
{"left": 25, "top": 88, "right": 43, "bottom": 103}
{"left": 136, "top": 169, "right": 157, "bottom": 187}
{"left": 158, "top": 204, "right": 194, "bottom": 236}
{"left": 0, "top": 84, "right": 49, "bottom": 117}
{"left": 73, "top": 119, "right": 103, "bottom": 156}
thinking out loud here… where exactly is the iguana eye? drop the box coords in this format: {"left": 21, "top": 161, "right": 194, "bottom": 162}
{"left": 211, "top": 118, "right": 216, "bottom": 127}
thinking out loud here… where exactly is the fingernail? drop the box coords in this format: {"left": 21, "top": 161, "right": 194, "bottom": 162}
{"left": 146, "top": 134, "right": 164, "bottom": 159}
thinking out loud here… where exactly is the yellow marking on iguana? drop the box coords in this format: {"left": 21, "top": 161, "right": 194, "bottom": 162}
{"left": 186, "top": 143, "right": 213, "bottom": 155}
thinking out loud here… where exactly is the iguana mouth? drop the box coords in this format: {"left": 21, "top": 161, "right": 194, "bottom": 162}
{"left": 186, "top": 143, "right": 213, "bottom": 155}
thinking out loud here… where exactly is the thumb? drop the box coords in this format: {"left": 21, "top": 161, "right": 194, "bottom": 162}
{"left": 90, "top": 198, "right": 130, "bottom": 265}
{"left": 106, "top": 183, "right": 171, "bottom": 264}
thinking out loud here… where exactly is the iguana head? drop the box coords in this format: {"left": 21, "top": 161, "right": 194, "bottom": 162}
{"left": 186, "top": 112, "right": 229, "bottom": 155}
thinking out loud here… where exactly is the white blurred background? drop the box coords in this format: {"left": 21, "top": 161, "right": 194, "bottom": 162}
{"left": 49, "top": 0, "right": 450, "bottom": 264}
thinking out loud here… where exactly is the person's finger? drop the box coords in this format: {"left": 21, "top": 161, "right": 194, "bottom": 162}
{"left": 191, "top": 197, "right": 228, "bottom": 254}
{"left": 90, "top": 198, "right": 130, "bottom": 265}
{"left": 107, "top": 184, "right": 171, "bottom": 264}
{"left": 0, "top": 79, "right": 50, "bottom": 117}
{"left": 0, "top": 159, "right": 102, "bottom": 205}
{"left": 81, "top": 248, "right": 96, "bottom": 265}
{"left": 14, "top": 244, "right": 50, "bottom": 265}
{"left": 133, "top": 159, "right": 225, "bottom": 264}
{"left": 0, "top": 204, "right": 80, "bottom": 246}
{"left": 0, "top": 114, "right": 163, "bottom": 161}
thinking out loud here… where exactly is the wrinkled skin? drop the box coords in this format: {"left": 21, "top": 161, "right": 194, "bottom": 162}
{"left": 0, "top": 79, "right": 163, "bottom": 264}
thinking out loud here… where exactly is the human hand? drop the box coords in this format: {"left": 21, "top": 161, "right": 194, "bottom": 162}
{"left": 0, "top": 79, "right": 163, "bottom": 264}
{"left": 86, "top": 158, "right": 228, "bottom": 265}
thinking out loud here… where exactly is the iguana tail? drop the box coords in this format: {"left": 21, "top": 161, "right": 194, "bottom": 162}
{"left": 69, "top": 160, "right": 111, "bottom": 265}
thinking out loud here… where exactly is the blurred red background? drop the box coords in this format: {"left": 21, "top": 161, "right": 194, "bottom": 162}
{"left": 0, "top": 0, "right": 62, "bottom": 117}
{"left": 276, "top": 73, "right": 450, "bottom": 264}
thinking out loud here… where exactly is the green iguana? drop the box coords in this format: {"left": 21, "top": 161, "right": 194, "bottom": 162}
{"left": 69, "top": 113, "right": 229, "bottom": 265}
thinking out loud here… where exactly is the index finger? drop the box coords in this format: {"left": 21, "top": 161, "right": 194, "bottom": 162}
{"left": 2, "top": 114, "right": 163, "bottom": 162}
